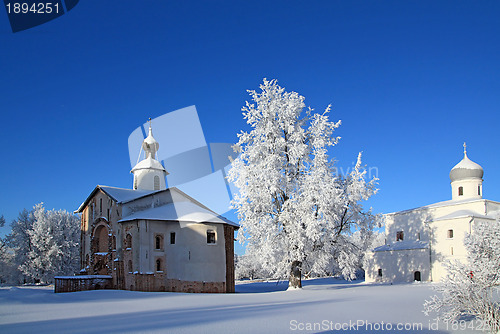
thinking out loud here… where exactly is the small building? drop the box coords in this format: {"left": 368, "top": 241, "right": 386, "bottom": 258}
{"left": 65, "top": 124, "right": 238, "bottom": 293}
{"left": 365, "top": 144, "right": 500, "bottom": 283}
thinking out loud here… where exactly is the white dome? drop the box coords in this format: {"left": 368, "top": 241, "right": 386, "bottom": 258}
{"left": 131, "top": 157, "right": 167, "bottom": 173}
{"left": 142, "top": 126, "right": 159, "bottom": 158}
{"left": 449, "top": 152, "right": 483, "bottom": 182}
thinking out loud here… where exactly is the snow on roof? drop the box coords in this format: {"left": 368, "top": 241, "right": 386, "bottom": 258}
{"left": 76, "top": 186, "right": 238, "bottom": 227}
{"left": 99, "top": 186, "right": 162, "bottom": 203}
{"left": 433, "top": 209, "right": 490, "bottom": 222}
{"left": 118, "top": 201, "right": 239, "bottom": 227}
{"left": 130, "top": 157, "right": 167, "bottom": 173}
{"left": 449, "top": 153, "right": 483, "bottom": 182}
{"left": 75, "top": 185, "right": 164, "bottom": 213}
{"left": 384, "top": 198, "right": 500, "bottom": 217}
{"left": 373, "top": 240, "right": 429, "bottom": 252}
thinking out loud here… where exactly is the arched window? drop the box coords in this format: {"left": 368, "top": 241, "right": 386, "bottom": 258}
{"left": 447, "top": 229, "right": 454, "bottom": 239}
{"left": 95, "top": 225, "right": 109, "bottom": 252}
{"left": 156, "top": 258, "right": 162, "bottom": 272}
{"left": 125, "top": 234, "right": 132, "bottom": 249}
{"left": 458, "top": 186, "right": 463, "bottom": 196}
{"left": 396, "top": 231, "right": 404, "bottom": 241}
{"left": 414, "top": 271, "right": 421, "bottom": 281}
{"left": 155, "top": 234, "right": 163, "bottom": 250}
{"left": 100, "top": 198, "right": 103, "bottom": 214}
{"left": 378, "top": 269, "right": 383, "bottom": 277}
{"left": 154, "top": 175, "right": 160, "bottom": 190}
{"left": 128, "top": 260, "right": 133, "bottom": 273}
{"left": 478, "top": 185, "right": 481, "bottom": 196}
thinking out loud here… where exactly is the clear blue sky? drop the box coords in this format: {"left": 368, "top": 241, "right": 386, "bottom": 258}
{"left": 1, "top": 1, "right": 499, "bottom": 252}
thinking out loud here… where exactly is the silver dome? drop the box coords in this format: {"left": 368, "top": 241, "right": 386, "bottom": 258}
{"left": 449, "top": 153, "right": 483, "bottom": 182}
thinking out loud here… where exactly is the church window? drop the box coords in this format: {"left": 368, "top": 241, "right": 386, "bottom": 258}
{"left": 478, "top": 185, "right": 481, "bottom": 195}
{"left": 207, "top": 230, "right": 216, "bottom": 244}
{"left": 100, "top": 198, "right": 103, "bottom": 214}
{"left": 154, "top": 176, "right": 160, "bottom": 190}
{"left": 156, "top": 258, "right": 163, "bottom": 272}
{"left": 170, "top": 232, "right": 176, "bottom": 245}
{"left": 396, "top": 231, "right": 404, "bottom": 241}
{"left": 95, "top": 225, "right": 108, "bottom": 252}
{"left": 447, "top": 229, "right": 454, "bottom": 239}
{"left": 450, "top": 247, "right": 454, "bottom": 255}
{"left": 414, "top": 271, "right": 421, "bottom": 281}
{"left": 155, "top": 234, "right": 164, "bottom": 251}
{"left": 458, "top": 186, "right": 463, "bottom": 196}
{"left": 134, "top": 176, "right": 138, "bottom": 190}
{"left": 378, "top": 269, "right": 383, "bottom": 277}
{"left": 128, "top": 260, "right": 133, "bottom": 273}
{"left": 125, "top": 234, "right": 132, "bottom": 249}
{"left": 417, "top": 232, "right": 421, "bottom": 241}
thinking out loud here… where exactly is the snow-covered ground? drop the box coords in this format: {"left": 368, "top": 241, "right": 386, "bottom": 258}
{"left": 0, "top": 278, "right": 482, "bottom": 333}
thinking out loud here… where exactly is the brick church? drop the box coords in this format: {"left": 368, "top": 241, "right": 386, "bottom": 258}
{"left": 56, "top": 123, "right": 238, "bottom": 293}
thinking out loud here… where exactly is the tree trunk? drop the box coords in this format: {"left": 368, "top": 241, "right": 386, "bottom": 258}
{"left": 289, "top": 260, "right": 302, "bottom": 289}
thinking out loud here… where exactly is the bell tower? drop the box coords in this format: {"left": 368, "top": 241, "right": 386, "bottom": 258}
{"left": 449, "top": 143, "right": 483, "bottom": 200}
{"left": 131, "top": 120, "right": 168, "bottom": 191}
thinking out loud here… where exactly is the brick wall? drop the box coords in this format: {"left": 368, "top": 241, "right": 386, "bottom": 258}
{"left": 54, "top": 276, "right": 113, "bottom": 293}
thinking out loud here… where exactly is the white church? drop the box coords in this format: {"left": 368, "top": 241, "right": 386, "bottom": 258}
{"left": 365, "top": 144, "right": 500, "bottom": 283}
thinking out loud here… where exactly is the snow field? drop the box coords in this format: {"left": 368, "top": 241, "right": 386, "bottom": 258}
{"left": 0, "top": 278, "right": 478, "bottom": 333}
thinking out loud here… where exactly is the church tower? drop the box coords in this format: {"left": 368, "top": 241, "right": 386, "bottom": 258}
{"left": 449, "top": 143, "right": 483, "bottom": 200}
{"left": 131, "top": 122, "right": 168, "bottom": 191}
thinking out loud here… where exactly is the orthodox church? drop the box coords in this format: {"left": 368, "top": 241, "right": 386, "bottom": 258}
{"left": 56, "top": 123, "right": 238, "bottom": 293}
{"left": 365, "top": 144, "right": 500, "bottom": 283}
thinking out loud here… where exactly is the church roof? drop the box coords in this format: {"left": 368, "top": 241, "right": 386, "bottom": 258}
{"left": 130, "top": 157, "right": 168, "bottom": 173}
{"left": 75, "top": 185, "right": 162, "bottom": 213}
{"left": 75, "top": 185, "right": 239, "bottom": 228}
{"left": 385, "top": 198, "right": 500, "bottom": 216}
{"left": 433, "top": 209, "right": 490, "bottom": 222}
{"left": 99, "top": 185, "right": 163, "bottom": 203}
{"left": 118, "top": 201, "right": 239, "bottom": 227}
{"left": 76, "top": 185, "right": 148, "bottom": 205}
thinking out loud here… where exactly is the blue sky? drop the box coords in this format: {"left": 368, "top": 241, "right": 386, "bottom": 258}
{"left": 1, "top": 1, "right": 499, "bottom": 254}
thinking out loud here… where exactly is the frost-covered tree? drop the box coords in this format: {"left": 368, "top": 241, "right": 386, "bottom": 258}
{"left": 235, "top": 246, "right": 270, "bottom": 280}
{"left": 347, "top": 229, "right": 384, "bottom": 279}
{"left": 20, "top": 203, "right": 80, "bottom": 283}
{"left": 424, "top": 218, "right": 500, "bottom": 333}
{"left": 5, "top": 208, "right": 35, "bottom": 284}
{"left": 0, "top": 215, "right": 15, "bottom": 284}
{"left": 228, "top": 79, "right": 378, "bottom": 288}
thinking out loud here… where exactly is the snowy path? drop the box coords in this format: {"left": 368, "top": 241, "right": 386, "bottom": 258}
{"left": 0, "top": 278, "right": 480, "bottom": 333}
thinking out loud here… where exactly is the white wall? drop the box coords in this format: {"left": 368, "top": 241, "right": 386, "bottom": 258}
{"left": 125, "top": 220, "right": 227, "bottom": 282}
{"left": 365, "top": 248, "right": 430, "bottom": 283}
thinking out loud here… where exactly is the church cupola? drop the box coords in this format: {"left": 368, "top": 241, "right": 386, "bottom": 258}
{"left": 449, "top": 143, "right": 483, "bottom": 200}
{"left": 131, "top": 120, "right": 168, "bottom": 191}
